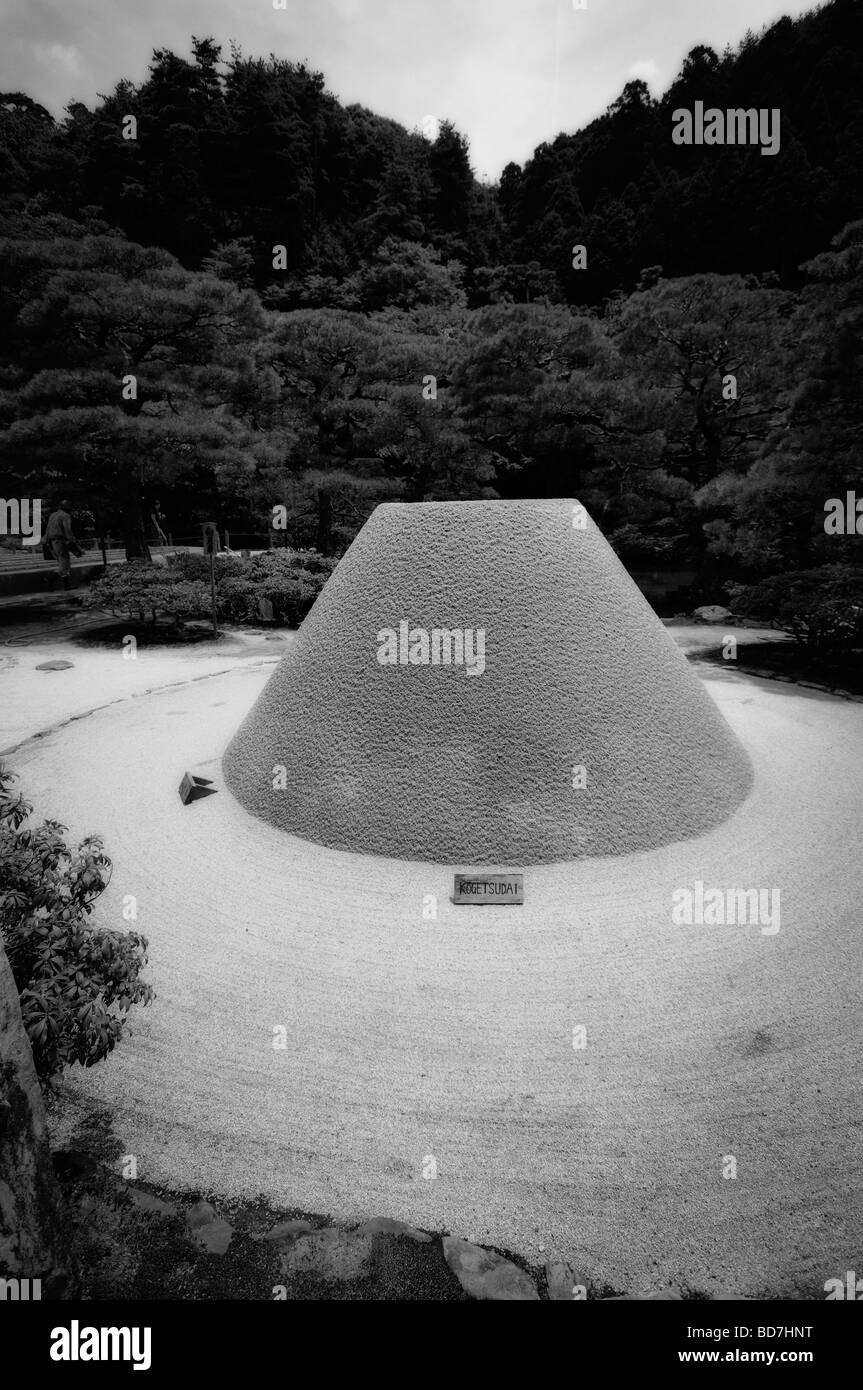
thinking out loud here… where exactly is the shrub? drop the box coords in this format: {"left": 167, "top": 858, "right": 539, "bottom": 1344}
{"left": 0, "top": 765, "right": 154, "bottom": 1079}
{"left": 87, "top": 563, "right": 213, "bottom": 623}
{"left": 86, "top": 549, "right": 334, "bottom": 628}
{"left": 166, "top": 551, "right": 247, "bottom": 583}
{"left": 728, "top": 565, "right": 863, "bottom": 657}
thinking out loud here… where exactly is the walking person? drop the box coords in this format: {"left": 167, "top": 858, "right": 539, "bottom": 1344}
{"left": 150, "top": 499, "right": 169, "bottom": 547}
{"left": 43, "top": 499, "right": 81, "bottom": 590}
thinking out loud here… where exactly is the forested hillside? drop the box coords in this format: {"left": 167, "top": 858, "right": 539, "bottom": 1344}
{"left": 3, "top": 0, "right": 862, "bottom": 305}
{"left": 0, "top": 0, "right": 860, "bottom": 603}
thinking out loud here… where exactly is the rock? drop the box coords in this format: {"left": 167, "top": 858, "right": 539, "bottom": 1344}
{"left": 35, "top": 660, "right": 73, "bottom": 671}
{"left": 186, "top": 1199, "right": 234, "bottom": 1255}
{"left": 545, "top": 1259, "right": 580, "bottom": 1300}
{"left": 261, "top": 1219, "right": 314, "bottom": 1244}
{"left": 151, "top": 554, "right": 168, "bottom": 568}
{"left": 355, "top": 1216, "right": 432, "bottom": 1243}
{"left": 279, "top": 1226, "right": 374, "bottom": 1281}
{"left": 607, "top": 1291, "right": 682, "bottom": 1300}
{"left": 0, "top": 936, "right": 69, "bottom": 1287}
{"left": 442, "top": 1236, "right": 539, "bottom": 1301}
{"left": 126, "top": 1188, "right": 178, "bottom": 1218}
{"left": 692, "top": 605, "right": 733, "bottom": 624}
{"left": 710, "top": 1293, "right": 753, "bottom": 1301}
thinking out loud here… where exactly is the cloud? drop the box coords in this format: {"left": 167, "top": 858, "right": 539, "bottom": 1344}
{"left": 31, "top": 42, "right": 81, "bottom": 77}
{"left": 627, "top": 57, "right": 660, "bottom": 86}
{"left": 0, "top": 0, "right": 819, "bottom": 179}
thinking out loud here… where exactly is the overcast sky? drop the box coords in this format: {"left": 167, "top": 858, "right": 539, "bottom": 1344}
{"left": 4, "top": 0, "right": 816, "bottom": 180}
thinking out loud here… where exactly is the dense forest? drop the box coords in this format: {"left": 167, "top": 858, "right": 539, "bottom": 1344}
{"left": 0, "top": 0, "right": 861, "bottom": 600}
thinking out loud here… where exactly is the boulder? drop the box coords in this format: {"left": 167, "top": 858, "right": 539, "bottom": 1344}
{"left": 261, "top": 1219, "right": 314, "bottom": 1244}
{"left": 355, "top": 1216, "right": 431, "bottom": 1243}
{"left": 126, "top": 1188, "right": 178, "bottom": 1218}
{"left": 279, "top": 1226, "right": 375, "bottom": 1281}
{"left": 692, "top": 605, "right": 733, "bottom": 624}
{"left": 545, "top": 1259, "right": 581, "bottom": 1300}
{"left": 0, "top": 936, "right": 69, "bottom": 1290}
{"left": 442, "top": 1236, "right": 539, "bottom": 1301}
{"left": 185, "top": 1199, "right": 233, "bottom": 1256}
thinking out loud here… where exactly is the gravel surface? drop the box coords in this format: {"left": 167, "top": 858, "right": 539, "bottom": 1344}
{"left": 17, "top": 660, "right": 863, "bottom": 1298}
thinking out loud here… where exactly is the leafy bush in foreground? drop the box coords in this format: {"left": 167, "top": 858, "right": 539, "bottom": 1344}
{"left": 0, "top": 765, "right": 153, "bottom": 1079}
{"left": 728, "top": 565, "right": 863, "bottom": 657}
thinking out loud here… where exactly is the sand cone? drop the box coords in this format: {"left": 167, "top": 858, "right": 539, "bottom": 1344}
{"left": 224, "top": 499, "right": 752, "bottom": 863}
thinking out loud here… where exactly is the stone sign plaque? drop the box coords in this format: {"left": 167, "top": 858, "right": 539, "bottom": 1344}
{"left": 452, "top": 873, "right": 524, "bottom": 905}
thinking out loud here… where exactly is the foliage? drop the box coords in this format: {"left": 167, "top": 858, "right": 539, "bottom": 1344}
{"left": 728, "top": 565, "right": 863, "bottom": 655}
{"left": 0, "top": 764, "right": 153, "bottom": 1079}
{"left": 85, "top": 563, "right": 212, "bottom": 624}
{"left": 500, "top": 3, "right": 863, "bottom": 304}
{"left": 0, "top": 224, "right": 278, "bottom": 558}
{"left": 4, "top": 4, "right": 860, "bottom": 306}
{"left": 85, "top": 549, "right": 335, "bottom": 627}
{"left": 1, "top": 7, "right": 862, "bottom": 594}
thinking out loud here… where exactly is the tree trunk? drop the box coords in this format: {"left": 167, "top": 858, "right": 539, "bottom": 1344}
{"left": 316, "top": 487, "right": 333, "bottom": 554}
{"left": 122, "top": 484, "right": 151, "bottom": 562}
{"left": 0, "top": 936, "right": 70, "bottom": 1293}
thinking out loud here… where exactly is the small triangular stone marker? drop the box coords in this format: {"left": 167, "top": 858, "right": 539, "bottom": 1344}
{"left": 178, "top": 772, "right": 217, "bottom": 805}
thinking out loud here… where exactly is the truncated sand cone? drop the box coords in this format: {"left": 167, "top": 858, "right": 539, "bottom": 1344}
{"left": 224, "top": 499, "right": 752, "bottom": 863}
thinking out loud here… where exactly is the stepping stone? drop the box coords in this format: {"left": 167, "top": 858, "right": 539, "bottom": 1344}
{"left": 127, "top": 1188, "right": 178, "bottom": 1218}
{"left": 36, "top": 659, "right": 74, "bottom": 671}
{"left": 442, "top": 1236, "right": 539, "bottom": 1301}
{"left": 545, "top": 1259, "right": 580, "bottom": 1300}
{"left": 355, "top": 1216, "right": 432, "bottom": 1243}
{"left": 186, "top": 1199, "right": 234, "bottom": 1255}
{"left": 279, "top": 1227, "right": 375, "bottom": 1281}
